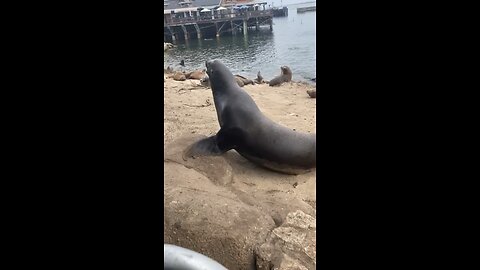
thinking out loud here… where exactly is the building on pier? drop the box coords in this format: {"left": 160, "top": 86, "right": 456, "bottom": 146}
{"left": 164, "top": 0, "right": 273, "bottom": 42}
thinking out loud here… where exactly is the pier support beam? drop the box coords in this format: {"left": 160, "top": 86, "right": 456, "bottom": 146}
{"left": 231, "top": 21, "right": 236, "bottom": 35}
{"left": 215, "top": 23, "right": 220, "bottom": 38}
{"left": 167, "top": 26, "right": 176, "bottom": 41}
{"left": 256, "top": 18, "right": 259, "bottom": 31}
{"left": 194, "top": 24, "right": 201, "bottom": 39}
{"left": 243, "top": 20, "right": 247, "bottom": 36}
{"left": 181, "top": 25, "right": 188, "bottom": 40}
{"left": 269, "top": 19, "right": 273, "bottom": 31}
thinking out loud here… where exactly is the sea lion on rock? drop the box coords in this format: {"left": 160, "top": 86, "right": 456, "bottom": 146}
{"left": 200, "top": 76, "right": 210, "bottom": 88}
{"left": 164, "top": 66, "right": 174, "bottom": 74}
{"left": 186, "top": 69, "right": 206, "bottom": 80}
{"left": 234, "top": 76, "right": 245, "bottom": 87}
{"left": 235, "top": 74, "right": 255, "bottom": 86}
{"left": 164, "top": 42, "right": 175, "bottom": 51}
{"left": 306, "top": 90, "right": 316, "bottom": 98}
{"left": 254, "top": 71, "right": 265, "bottom": 84}
{"left": 183, "top": 60, "right": 316, "bottom": 175}
{"left": 269, "top": 66, "right": 293, "bottom": 87}
{"left": 172, "top": 71, "right": 186, "bottom": 81}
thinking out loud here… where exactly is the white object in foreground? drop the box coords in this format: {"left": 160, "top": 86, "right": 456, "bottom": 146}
{"left": 164, "top": 244, "right": 228, "bottom": 270}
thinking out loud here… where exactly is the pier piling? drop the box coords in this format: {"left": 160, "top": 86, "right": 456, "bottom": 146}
{"left": 164, "top": 5, "right": 274, "bottom": 42}
{"left": 194, "top": 24, "right": 201, "bottom": 39}
{"left": 181, "top": 25, "right": 188, "bottom": 40}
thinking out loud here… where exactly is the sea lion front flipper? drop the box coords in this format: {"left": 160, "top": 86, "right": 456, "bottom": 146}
{"left": 182, "top": 128, "right": 241, "bottom": 160}
{"left": 183, "top": 136, "right": 222, "bottom": 160}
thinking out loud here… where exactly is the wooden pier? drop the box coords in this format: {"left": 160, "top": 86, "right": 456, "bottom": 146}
{"left": 297, "top": 6, "right": 316, "bottom": 13}
{"left": 272, "top": 7, "right": 288, "bottom": 17}
{"left": 164, "top": 8, "right": 273, "bottom": 42}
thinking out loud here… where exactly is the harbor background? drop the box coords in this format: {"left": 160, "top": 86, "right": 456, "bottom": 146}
{"left": 164, "top": 0, "right": 316, "bottom": 83}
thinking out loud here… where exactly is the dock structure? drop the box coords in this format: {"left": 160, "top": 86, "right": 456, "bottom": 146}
{"left": 164, "top": 0, "right": 273, "bottom": 42}
{"left": 272, "top": 6, "right": 288, "bottom": 17}
{"left": 297, "top": 6, "right": 316, "bottom": 13}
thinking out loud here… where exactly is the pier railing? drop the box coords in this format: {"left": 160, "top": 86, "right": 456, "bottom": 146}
{"left": 165, "top": 10, "right": 273, "bottom": 26}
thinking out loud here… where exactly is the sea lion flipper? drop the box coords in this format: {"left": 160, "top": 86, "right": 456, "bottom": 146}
{"left": 183, "top": 128, "right": 241, "bottom": 160}
{"left": 183, "top": 136, "right": 223, "bottom": 160}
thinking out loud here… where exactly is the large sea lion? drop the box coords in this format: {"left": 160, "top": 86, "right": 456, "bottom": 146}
{"left": 183, "top": 60, "right": 316, "bottom": 175}
{"left": 269, "top": 66, "right": 293, "bottom": 86}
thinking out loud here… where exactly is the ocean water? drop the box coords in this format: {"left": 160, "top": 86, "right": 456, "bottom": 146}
{"left": 164, "top": 1, "right": 316, "bottom": 82}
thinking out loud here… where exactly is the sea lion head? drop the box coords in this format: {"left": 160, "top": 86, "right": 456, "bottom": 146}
{"left": 281, "top": 66, "right": 293, "bottom": 81}
{"left": 281, "top": 66, "right": 292, "bottom": 75}
{"left": 205, "top": 60, "right": 237, "bottom": 90}
{"left": 200, "top": 76, "right": 210, "bottom": 87}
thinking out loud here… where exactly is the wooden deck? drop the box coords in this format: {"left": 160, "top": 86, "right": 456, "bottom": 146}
{"left": 164, "top": 10, "right": 274, "bottom": 41}
{"left": 165, "top": 10, "right": 273, "bottom": 27}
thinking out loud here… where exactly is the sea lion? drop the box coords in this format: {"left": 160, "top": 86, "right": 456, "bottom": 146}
{"left": 306, "top": 90, "right": 316, "bottom": 98}
{"left": 234, "top": 76, "right": 245, "bottom": 87}
{"left": 183, "top": 60, "right": 316, "bottom": 175}
{"left": 186, "top": 69, "right": 206, "bottom": 80}
{"left": 254, "top": 71, "right": 265, "bottom": 84}
{"left": 234, "top": 74, "right": 255, "bottom": 87}
{"left": 269, "top": 66, "right": 293, "bottom": 87}
{"left": 172, "top": 71, "right": 186, "bottom": 81}
{"left": 164, "top": 66, "right": 174, "bottom": 74}
{"left": 164, "top": 42, "right": 175, "bottom": 51}
{"left": 200, "top": 76, "right": 210, "bottom": 88}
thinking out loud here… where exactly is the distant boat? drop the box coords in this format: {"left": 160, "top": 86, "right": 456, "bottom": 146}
{"left": 297, "top": 6, "right": 316, "bottom": 13}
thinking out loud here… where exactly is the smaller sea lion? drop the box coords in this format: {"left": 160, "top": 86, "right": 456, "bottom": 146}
{"left": 306, "top": 90, "right": 316, "bottom": 98}
{"left": 254, "top": 71, "right": 265, "bottom": 84}
{"left": 269, "top": 66, "right": 293, "bottom": 87}
{"left": 234, "top": 75, "right": 254, "bottom": 87}
{"left": 186, "top": 69, "right": 206, "bottom": 80}
{"left": 164, "top": 42, "right": 175, "bottom": 51}
{"left": 235, "top": 76, "right": 244, "bottom": 87}
{"left": 172, "top": 71, "right": 186, "bottom": 81}
{"left": 200, "top": 76, "right": 210, "bottom": 88}
{"left": 164, "top": 66, "right": 174, "bottom": 74}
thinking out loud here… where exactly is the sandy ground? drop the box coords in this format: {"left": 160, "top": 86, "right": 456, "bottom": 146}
{"left": 163, "top": 74, "right": 317, "bottom": 269}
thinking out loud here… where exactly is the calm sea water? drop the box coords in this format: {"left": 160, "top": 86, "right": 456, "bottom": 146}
{"left": 164, "top": 1, "right": 316, "bottom": 82}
